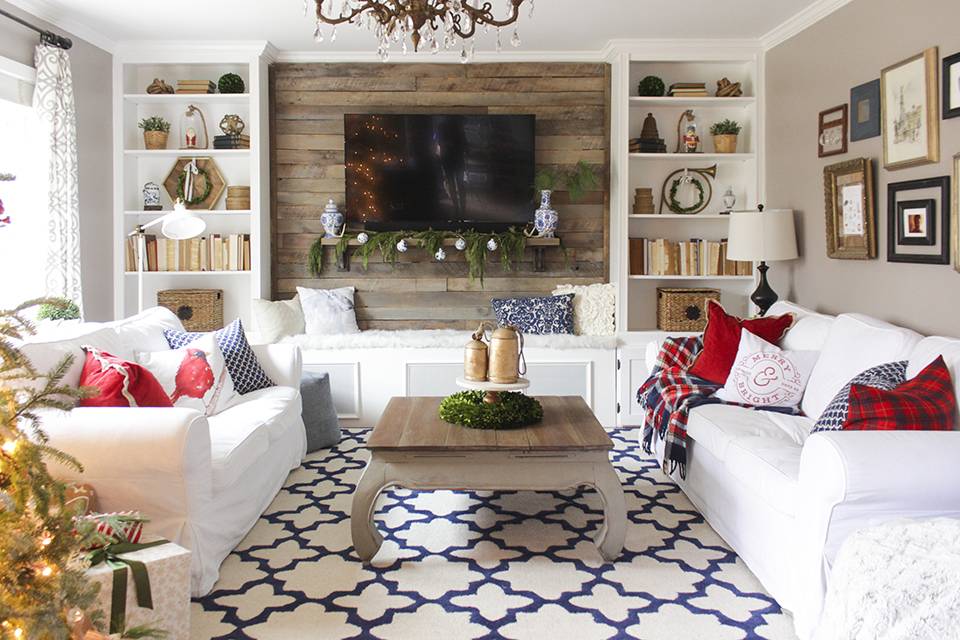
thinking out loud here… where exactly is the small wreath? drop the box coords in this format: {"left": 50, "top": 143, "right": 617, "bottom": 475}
{"left": 668, "top": 176, "right": 706, "bottom": 214}
{"left": 439, "top": 391, "right": 543, "bottom": 430}
{"left": 176, "top": 166, "right": 212, "bottom": 206}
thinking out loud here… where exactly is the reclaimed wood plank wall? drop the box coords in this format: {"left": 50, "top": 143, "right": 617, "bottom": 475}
{"left": 269, "top": 62, "right": 611, "bottom": 330}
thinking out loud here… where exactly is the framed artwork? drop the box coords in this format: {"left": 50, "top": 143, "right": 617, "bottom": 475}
{"left": 850, "top": 79, "right": 881, "bottom": 141}
{"left": 953, "top": 154, "right": 960, "bottom": 272}
{"left": 818, "top": 105, "right": 848, "bottom": 157}
{"left": 887, "top": 176, "right": 950, "bottom": 264}
{"left": 823, "top": 158, "right": 876, "bottom": 259}
{"left": 944, "top": 51, "right": 960, "bottom": 120}
{"left": 881, "top": 47, "right": 940, "bottom": 170}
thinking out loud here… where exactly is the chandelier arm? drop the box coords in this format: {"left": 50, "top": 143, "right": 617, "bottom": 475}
{"left": 462, "top": 0, "right": 524, "bottom": 27}
{"left": 315, "top": 0, "right": 397, "bottom": 26}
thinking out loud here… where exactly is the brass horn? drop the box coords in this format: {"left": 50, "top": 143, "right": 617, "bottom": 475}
{"left": 693, "top": 164, "right": 718, "bottom": 179}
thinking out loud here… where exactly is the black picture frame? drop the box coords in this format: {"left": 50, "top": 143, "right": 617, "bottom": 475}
{"left": 887, "top": 176, "right": 950, "bottom": 264}
{"left": 896, "top": 199, "right": 936, "bottom": 245}
{"left": 943, "top": 51, "right": 960, "bottom": 120}
{"left": 850, "top": 79, "right": 880, "bottom": 141}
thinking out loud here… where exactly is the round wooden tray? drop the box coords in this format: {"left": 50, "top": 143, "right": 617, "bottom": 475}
{"left": 455, "top": 377, "right": 530, "bottom": 404}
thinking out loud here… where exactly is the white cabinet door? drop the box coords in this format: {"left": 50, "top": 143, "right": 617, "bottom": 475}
{"left": 617, "top": 345, "right": 654, "bottom": 426}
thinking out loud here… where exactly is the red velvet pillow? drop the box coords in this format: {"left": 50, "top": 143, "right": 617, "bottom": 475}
{"left": 687, "top": 300, "right": 795, "bottom": 384}
{"left": 844, "top": 355, "right": 956, "bottom": 431}
{"left": 78, "top": 347, "right": 173, "bottom": 408}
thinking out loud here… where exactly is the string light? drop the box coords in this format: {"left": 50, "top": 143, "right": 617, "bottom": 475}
{"left": 2, "top": 439, "right": 16, "bottom": 454}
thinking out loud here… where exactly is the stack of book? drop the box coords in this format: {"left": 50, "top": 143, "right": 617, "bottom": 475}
{"left": 176, "top": 80, "right": 216, "bottom": 94}
{"left": 213, "top": 134, "right": 250, "bottom": 149}
{"left": 633, "top": 187, "right": 655, "bottom": 215}
{"left": 629, "top": 137, "right": 667, "bottom": 153}
{"left": 668, "top": 82, "right": 708, "bottom": 97}
{"left": 629, "top": 237, "right": 753, "bottom": 277}
{"left": 126, "top": 234, "right": 251, "bottom": 272}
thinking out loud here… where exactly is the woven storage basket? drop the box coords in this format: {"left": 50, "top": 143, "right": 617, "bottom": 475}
{"left": 157, "top": 289, "right": 223, "bottom": 331}
{"left": 657, "top": 287, "right": 720, "bottom": 332}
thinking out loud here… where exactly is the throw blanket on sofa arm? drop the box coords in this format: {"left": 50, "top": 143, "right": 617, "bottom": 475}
{"left": 639, "top": 336, "right": 802, "bottom": 479}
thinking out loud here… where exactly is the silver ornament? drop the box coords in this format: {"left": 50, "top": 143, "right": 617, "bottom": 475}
{"left": 356, "top": 232, "right": 369, "bottom": 245}
{"left": 435, "top": 248, "right": 446, "bottom": 261}
{"left": 455, "top": 237, "right": 466, "bottom": 251}
{"left": 486, "top": 238, "right": 498, "bottom": 251}
{"left": 396, "top": 239, "right": 408, "bottom": 252}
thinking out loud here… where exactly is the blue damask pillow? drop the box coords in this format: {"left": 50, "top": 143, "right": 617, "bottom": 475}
{"left": 812, "top": 360, "right": 907, "bottom": 432}
{"left": 490, "top": 294, "right": 575, "bottom": 335}
{"left": 164, "top": 318, "right": 274, "bottom": 395}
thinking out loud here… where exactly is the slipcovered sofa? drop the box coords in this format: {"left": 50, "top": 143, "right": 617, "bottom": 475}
{"left": 24, "top": 307, "right": 306, "bottom": 596}
{"left": 646, "top": 301, "right": 960, "bottom": 639}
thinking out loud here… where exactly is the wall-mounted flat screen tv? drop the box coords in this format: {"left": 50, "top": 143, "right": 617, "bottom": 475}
{"left": 344, "top": 113, "right": 535, "bottom": 231}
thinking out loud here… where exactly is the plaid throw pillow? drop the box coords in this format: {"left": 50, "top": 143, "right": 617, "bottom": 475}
{"left": 164, "top": 318, "right": 274, "bottom": 395}
{"left": 812, "top": 361, "right": 907, "bottom": 432}
{"left": 844, "top": 356, "right": 956, "bottom": 431}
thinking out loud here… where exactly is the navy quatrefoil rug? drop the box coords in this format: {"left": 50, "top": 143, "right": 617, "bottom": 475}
{"left": 191, "top": 429, "right": 797, "bottom": 640}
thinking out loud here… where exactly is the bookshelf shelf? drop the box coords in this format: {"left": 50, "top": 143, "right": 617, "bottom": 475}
{"left": 628, "top": 152, "right": 755, "bottom": 161}
{"left": 628, "top": 96, "right": 755, "bottom": 107}
{"left": 123, "top": 149, "right": 250, "bottom": 157}
{"left": 124, "top": 271, "right": 251, "bottom": 276}
{"left": 628, "top": 213, "right": 730, "bottom": 220}
{"left": 628, "top": 275, "right": 753, "bottom": 281}
{"left": 123, "top": 210, "right": 252, "bottom": 216}
{"left": 123, "top": 93, "right": 251, "bottom": 105}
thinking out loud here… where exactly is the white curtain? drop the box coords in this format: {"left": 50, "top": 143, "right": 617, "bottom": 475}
{"left": 33, "top": 44, "right": 82, "bottom": 316}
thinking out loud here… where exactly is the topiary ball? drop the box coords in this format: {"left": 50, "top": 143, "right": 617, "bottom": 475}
{"left": 217, "top": 73, "right": 245, "bottom": 94}
{"left": 439, "top": 391, "right": 543, "bottom": 430}
{"left": 637, "top": 75, "right": 665, "bottom": 97}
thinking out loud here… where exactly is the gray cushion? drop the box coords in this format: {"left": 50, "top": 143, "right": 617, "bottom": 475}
{"left": 300, "top": 371, "right": 341, "bottom": 452}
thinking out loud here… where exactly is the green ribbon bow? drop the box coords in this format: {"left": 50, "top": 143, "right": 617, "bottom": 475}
{"left": 88, "top": 539, "right": 168, "bottom": 634}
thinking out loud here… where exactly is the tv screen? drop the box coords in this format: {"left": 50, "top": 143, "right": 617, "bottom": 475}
{"left": 344, "top": 114, "right": 535, "bottom": 231}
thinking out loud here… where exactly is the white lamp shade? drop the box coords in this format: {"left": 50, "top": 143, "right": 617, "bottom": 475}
{"left": 160, "top": 207, "right": 206, "bottom": 240}
{"left": 726, "top": 208, "right": 798, "bottom": 262}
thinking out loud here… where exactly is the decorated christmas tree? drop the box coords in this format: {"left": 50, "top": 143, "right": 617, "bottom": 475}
{"left": 0, "top": 298, "right": 99, "bottom": 639}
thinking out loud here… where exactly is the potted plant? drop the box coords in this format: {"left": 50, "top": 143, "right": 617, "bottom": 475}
{"left": 139, "top": 116, "right": 171, "bottom": 150}
{"left": 710, "top": 119, "right": 742, "bottom": 154}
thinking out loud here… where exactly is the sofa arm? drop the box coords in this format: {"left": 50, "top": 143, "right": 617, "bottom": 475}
{"left": 793, "top": 431, "right": 960, "bottom": 638}
{"left": 252, "top": 343, "right": 302, "bottom": 389}
{"left": 40, "top": 407, "right": 213, "bottom": 546}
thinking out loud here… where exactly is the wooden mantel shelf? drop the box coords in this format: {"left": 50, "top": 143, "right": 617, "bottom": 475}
{"left": 318, "top": 236, "right": 562, "bottom": 272}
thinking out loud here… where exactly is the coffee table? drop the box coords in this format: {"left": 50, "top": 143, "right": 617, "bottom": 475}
{"left": 351, "top": 395, "right": 626, "bottom": 563}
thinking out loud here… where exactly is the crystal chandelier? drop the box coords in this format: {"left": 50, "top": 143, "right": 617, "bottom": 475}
{"left": 306, "top": 0, "right": 533, "bottom": 62}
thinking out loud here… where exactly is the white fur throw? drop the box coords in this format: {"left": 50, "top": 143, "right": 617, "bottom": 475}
{"left": 814, "top": 518, "right": 960, "bottom": 640}
{"left": 282, "top": 329, "right": 619, "bottom": 350}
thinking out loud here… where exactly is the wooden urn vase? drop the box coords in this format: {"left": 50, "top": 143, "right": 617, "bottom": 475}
{"left": 488, "top": 326, "right": 526, "bottom": 384}
{"left": 464, "top": 323, "right": 490, "bottom": 382}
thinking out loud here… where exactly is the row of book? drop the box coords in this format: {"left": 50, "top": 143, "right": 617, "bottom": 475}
{"left": 176, "top": 80, "right": 216, "bottom": 94}
{"left": 668, "top": 82, "right": 708, "bottom": 97}
{"left": 630, "top": 238, "right": 752, "bottom": 277}
{"left": 213, "top": 134, "right": 250, "bottom": 149}
{"left": 125, "top": 234, "right": 251, "bottom": 272}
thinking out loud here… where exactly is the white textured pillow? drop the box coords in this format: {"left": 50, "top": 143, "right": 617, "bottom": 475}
{"left": 251, "top": 297, "right": 305, "bottom": 342}
{"left": 552, "top": 282, "right": 615, "bottom": 336}
{"left": 715, "top": 330, "right": 819, "bottom": 409}
{"left": 136, "top": 334, "right": 237, "bottom": 416}
{"left": 296, "top": 286, "right": 360, "bottom": 335}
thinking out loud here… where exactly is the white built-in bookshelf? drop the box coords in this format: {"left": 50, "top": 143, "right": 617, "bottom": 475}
{"left": 609, "top": 46, "right": 764, "bottom": 333}
{"left": 112, "top": 43, "right": 275, "bottom": 324}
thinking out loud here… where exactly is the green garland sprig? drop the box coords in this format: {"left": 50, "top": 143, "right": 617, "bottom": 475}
{"left": 176, "top": 166, "right": 212, "bottom": 206}
{"left": 439, "top": 391, "right": 543, "bottom": 430}
{"left": 667, "top": 176, "right": 706, "bottom": 214}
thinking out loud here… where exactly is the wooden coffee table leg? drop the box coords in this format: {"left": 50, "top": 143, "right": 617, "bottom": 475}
{"left": 351, "top": 455, "right": 388, "bottom": 563}
{"left": 592, "top": 461, "right": 627, "bottom": 562}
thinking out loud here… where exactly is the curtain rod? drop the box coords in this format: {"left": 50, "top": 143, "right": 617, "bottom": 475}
{"left": 0, "top": 7, "right": 72, "bottom": 50}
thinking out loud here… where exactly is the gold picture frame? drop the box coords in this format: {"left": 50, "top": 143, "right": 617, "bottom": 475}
{"left": 823, "top": 158, "right": 876, "bottom": 259}
{"left": 881, "top": 47, "right": 940, "bottom": 170}
{"left": 953, "top": 153, "right": 960, "bottom": 272}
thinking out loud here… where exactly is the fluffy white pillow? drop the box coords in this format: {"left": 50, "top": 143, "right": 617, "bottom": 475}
{"left": 136, "top": 334, "right": 237, "bottom": 416}
{"left": 714, "top": 330, "right": 819, "bottom": 409}
{"left": 296, "top": 286, "right": 360, "bottom": 335}
{"left": 251, "top": 296, "right": 305, "bottom": 342}
{"left": 552, "top": 282, "right": 615, "bottom": 336}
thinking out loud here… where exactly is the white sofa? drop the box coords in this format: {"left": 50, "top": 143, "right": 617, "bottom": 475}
{"left": 647, "top": 301, "right": 960, "bottom": 639}
{"left": 24, "top": 307, "right": 306, "bottom": 596}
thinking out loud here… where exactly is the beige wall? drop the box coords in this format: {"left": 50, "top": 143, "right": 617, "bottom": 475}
{"left": 766, "top": 0, "right": 960, "bottom": 336}
{"left": 0, "top": 1, "right": 113, "bottom": 320}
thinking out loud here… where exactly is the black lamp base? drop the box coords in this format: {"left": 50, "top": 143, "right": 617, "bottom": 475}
{"left": 751, "top": 261, "right": 779, "bottom": 317}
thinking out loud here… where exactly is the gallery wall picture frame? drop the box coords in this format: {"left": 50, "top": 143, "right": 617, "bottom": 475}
{"left": 943, "top": 51, "right": 960, "bottom": 120}
{"left": 818, "top": 104, "right": 848, "bottom": 158}
{"left": 850, "top": 79, "right": 881, "bottom": 141}
{"left": 823, "top": 157, "right": 876, "bottom": 260}
{"left": 887, "top": 176, "right": 950, "bottom": 265}
{"left": 953, "top": 153, "right": 960, "bottom": 273}
{"left": 881, "top": 47, "right": 940, "bottom": 170}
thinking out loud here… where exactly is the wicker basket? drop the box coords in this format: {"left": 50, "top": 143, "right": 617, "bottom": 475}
{"left": 657, "top": 288, "right": 720, "bottom": 332}
{"left": 157, "top": 289, "right": 223, "bottom": 331}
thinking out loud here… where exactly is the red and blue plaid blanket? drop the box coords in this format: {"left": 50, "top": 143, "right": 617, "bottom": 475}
{"left": 639, "top": 336, "right": 802, "bottom": 478}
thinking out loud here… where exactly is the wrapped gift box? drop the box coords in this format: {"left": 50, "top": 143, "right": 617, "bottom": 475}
{"left": 85, "top": 541, "right": 191, "bottom": 640}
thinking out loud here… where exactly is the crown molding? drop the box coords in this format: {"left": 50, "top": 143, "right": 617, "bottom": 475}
{"left": 114, "top": 40, "right": 276, "bottom": 63}
{"left": 274, "top": 48, "right": 606, "bottom": 64}
{"left": 3, "top": 0, "right": 115, "bottom": 53}
{"left": 601, "top": 38, "right": 762, "bottom": 61}
{"left": 760, "top": 0, "right": 853, "bottom": 51}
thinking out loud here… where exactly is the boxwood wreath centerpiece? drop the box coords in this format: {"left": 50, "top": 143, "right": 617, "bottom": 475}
{"left": 308, "top": 227, "right": 537, "bottom": 284}
{"left": 439, "top": 390, "right": 543, "bottom": 430}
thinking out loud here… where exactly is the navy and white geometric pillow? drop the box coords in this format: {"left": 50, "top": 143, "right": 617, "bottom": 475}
{"left": 812, "top": 360, "right": 908, "bottom": 432}
{"left": 164, "top": 318, "right": 274, "bottom": 395}
{"left": 490, "top": 293, "right": 575, "bottom": 335}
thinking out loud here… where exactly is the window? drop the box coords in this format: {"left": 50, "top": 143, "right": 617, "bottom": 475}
{"left": 0, "top": 90, "right": 49, "bottom": 309}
